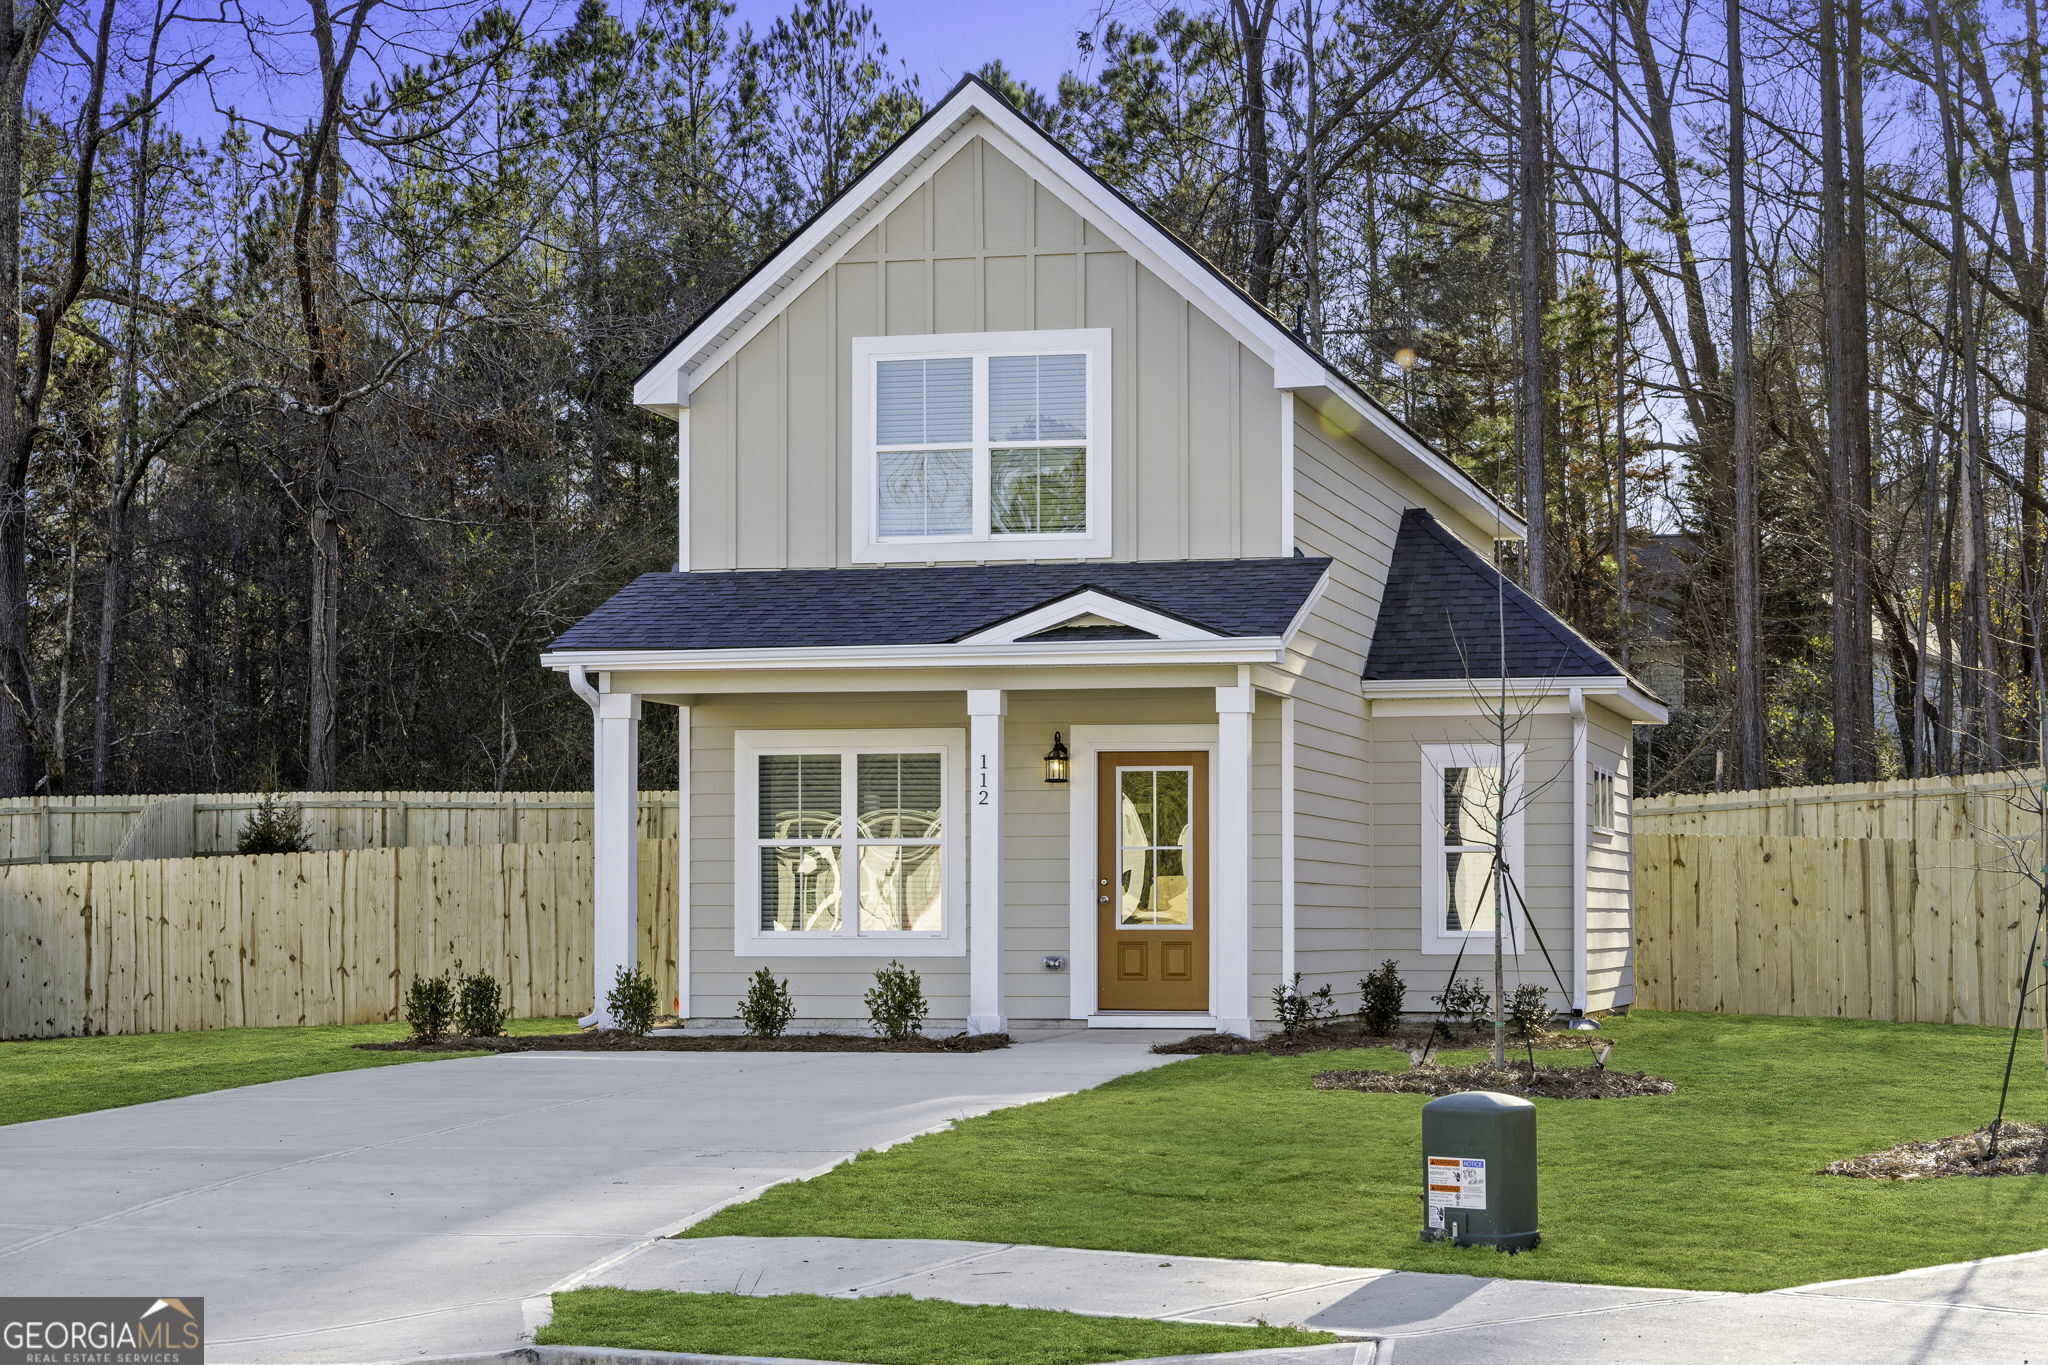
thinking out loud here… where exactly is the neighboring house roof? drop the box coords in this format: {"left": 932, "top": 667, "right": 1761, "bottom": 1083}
{"left": 1363, "top": 509, "right": 1626, "bottom": 683}
{"left": 629, "top": 73, "right": 1523, "bottom": 542}
{"left": 549, "top": 558, "right": 1331, "bottom": 653}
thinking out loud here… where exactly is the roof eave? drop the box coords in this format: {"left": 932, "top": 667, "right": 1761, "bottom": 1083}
{"left": 542, "top": 638, "right": 1290, "bottom": 672}
{"left": 1358, "top": 676, "right": 1668, "bottom": 725}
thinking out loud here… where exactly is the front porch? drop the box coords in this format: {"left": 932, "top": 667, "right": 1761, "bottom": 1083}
{"left": 569, "top": 666, "right": 1290, "bottom": 1037}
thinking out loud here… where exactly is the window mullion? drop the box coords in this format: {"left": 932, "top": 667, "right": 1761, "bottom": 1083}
{"left": 841, "top": 753, "right": 859, "bottom": 938}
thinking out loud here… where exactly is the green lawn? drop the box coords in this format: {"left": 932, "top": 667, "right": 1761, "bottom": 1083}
{"left": 538, "top": 1289, "right": 1341, "bottom": 1365}
{"left": 0, "top": 1017, "right": 579, "bottom": 1125}
{"left": 684, "top": 1011, "right": 2048, "bottom": 1292}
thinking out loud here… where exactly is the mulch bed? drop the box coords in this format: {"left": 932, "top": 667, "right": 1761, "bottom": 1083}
{"left": 1822, "top": 1123, "right": 2048, "bottom": 1180}
{"left": 1153, "top": 1021, "right": 1591, "bottom": 1057}
{"left": 355, "top": 1030, "right": 1011, "bottom": 1054}
{"left": 1312, "top": 1061, "right": 1676, "bottom": 1100}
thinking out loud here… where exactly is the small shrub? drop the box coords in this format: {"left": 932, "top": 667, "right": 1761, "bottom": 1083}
{"left": 737, "top": 967, "right": 796, "bottom": 1038}
{"left": 238, "top": 791, "right": 310, "bottom": 855}
{"left": 865, "top": 960, "right": 929, "bottom": 1040}
{"left": 404, "top": 970, "right": 454, "bottom": 1041}
{"left": 1433, "top": 976, "right": 1491, "bottom": 1029}
{"left": 1271, "top": 973, "right": 1339, "bottom": 1035}
{"left": 454, "top": 965, "right": 508, "bottom": 1038}
{"left": 1357, "top": 959, "right": 1406, "bottom": 1036}
{"left": 606, "top": 965, "right": 659, "bottom": 1036}
{"left": 1505, "top": 983, "right": 1552, "bottom": 1039}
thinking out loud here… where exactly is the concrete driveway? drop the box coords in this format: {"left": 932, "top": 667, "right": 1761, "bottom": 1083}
{"left": 0, "top": 1035, "right": 1179, "bottom": 1364}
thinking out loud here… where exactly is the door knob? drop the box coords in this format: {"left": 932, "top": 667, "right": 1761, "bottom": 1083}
{"left": 1098, "top": 894, "right": 1110, "bottom": 903}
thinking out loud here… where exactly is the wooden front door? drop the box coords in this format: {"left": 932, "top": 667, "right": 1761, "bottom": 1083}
{"left": 1096, "top": 752, "right": 1209, "bottom": 1012}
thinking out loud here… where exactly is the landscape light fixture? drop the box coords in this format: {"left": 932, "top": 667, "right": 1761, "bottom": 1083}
{"left": 1043, "top": 732, "right": 1070, "bottom": 784}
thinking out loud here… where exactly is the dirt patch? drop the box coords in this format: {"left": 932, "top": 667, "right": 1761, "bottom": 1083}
{"left": 1822, "top": 1123, "right": 2048, "bottom": 1180}
{"left": 1312, "top": 1061, "right": 1675, "bottom": 1100}
{"left": 1154, "top": 1022, "right": 1591, "bottom": 1057}
{"left": 355, "top": 1030, "right": 1011, "bottom": 1054}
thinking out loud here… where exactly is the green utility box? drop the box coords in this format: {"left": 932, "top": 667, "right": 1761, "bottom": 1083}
{"left": 1420, "top": 1090, "right": 1539, "bottom": 1252}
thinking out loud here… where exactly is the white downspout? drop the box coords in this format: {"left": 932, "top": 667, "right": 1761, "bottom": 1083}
{"left": 568, "top": 664, "right": 605, "bottom": 1028}
{"left": 1569, "top": 687, "right": 1589, "bottom": 1015}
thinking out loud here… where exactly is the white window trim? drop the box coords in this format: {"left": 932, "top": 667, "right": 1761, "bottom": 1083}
{"left": 1420, "top": 742, "right": 1526, "bottom": 955}
{"left": 734, "top": 728, "right": 967, "bottom": 958}
{"left": 1590, "top": 766, "right": 1622, "bottom": 839}
{"left": 851, "top": 328, "right": 1113, "bottom": 563}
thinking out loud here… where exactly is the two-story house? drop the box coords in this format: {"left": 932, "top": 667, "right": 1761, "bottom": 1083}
{"left": 543, "top": 76, "right": 1665, "bottom": 1037}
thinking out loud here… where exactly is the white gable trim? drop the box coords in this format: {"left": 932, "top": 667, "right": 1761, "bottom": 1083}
{"left": 957, "top": 589, "right": 1223, "bottom": 644}
{"left": 630, "top": 79, "right": 1522, "bottom": 540}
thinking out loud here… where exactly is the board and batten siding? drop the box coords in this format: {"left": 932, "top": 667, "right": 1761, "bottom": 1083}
{"left": 681, "top": 689, "right": 1279, "bottom": 1026}
{"left": 683, "top": 124, "right": 1285, "bottom": 570}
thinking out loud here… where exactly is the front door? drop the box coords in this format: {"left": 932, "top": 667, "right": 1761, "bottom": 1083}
{"left": 1096, "top": 752, "right": 1209, "bottom": 1012}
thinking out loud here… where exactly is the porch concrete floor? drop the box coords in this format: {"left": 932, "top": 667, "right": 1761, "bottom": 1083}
{"left": 0, "top": 1036, "right": 1180, "bottom": 1364}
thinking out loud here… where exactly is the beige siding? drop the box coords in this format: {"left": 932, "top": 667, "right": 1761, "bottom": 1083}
{"left": 685, "top": 124, "right": 1284, "bottom": 570}
{"left": 1286, "top": 397, "right": 1526, "bottom": 1008}
{"left": 1359, "top": 709, "right": 1579, "bottom": 1006}
{"left": 1585, "top": 709, "right": 1635, "bottom": 1011}
{"left": 680, "top": 689, "right": 1279, "bottom": 1027}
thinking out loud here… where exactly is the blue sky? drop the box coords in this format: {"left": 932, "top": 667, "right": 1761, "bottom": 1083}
{"left": 729, "top": 0, "right": 1104, "bottom": 91}
{"left": 159, "top": 0, "right": 1107, "bottom": 147}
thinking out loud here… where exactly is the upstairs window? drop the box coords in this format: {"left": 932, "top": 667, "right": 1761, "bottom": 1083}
{"left": 853, "top": 330, "right": 1111, "bottom": 562}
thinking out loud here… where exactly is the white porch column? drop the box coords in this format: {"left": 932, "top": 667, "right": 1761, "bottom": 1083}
{"left": 1215, "top": 681, "right": 1256, "bottom": 1037}
{"left": 591, "top": 690, "right": 642, "bottom": 1026}
{"left": 967, "top": 689, "right": 1007, "bottom": 1034}
{"left": 675, "top": 703, "right": 692, "bottom": 1024}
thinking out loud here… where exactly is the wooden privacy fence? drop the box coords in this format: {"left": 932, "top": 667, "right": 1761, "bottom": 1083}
{"left": 0, "top": 790, "right": 681, "bottom": 866}
{"left": 1637, "top": 769, "right": 2046, "bottom": 841}
{"left": 1634, "top": 833, "right": 2044, "bottom": 1028}
{"left": 0, "top": 839, "right": 679, "bottom": 1039}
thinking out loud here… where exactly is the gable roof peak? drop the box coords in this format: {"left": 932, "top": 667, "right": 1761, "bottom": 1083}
{"left": 631, "top": 74, "right": 1522, "bottom": 541}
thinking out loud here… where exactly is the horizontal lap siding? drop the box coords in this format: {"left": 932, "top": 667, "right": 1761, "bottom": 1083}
{"left": 1287, "top": 407, "right": 1403, "bottom": 1004}
{"left": 687, "top": 124, "right": 1282, "bottom": 571}
{"left": 1289, "top": 406, "right": 1595, "bottom": 1013}
{"left": 1586, "top": 715, "right": 1635, "bottom": 1010}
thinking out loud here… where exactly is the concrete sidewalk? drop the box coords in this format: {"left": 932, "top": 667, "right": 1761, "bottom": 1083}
{"left": 0, "top": 1038, "right": 1180, "bottom": 1364}
{"left": 594, "top": 1236, "right": 2048, "bottom": 1364}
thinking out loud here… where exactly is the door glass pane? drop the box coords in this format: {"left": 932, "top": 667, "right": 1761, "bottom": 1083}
{"left": 876, "top": 356, "right": 972, "bottom": 444}
{"left": 1445, "top": 849, "right": 1496, "bottom": 934}
{"left": 1116, "top": 767, "right": 1194, "bottom": 927}
{"left": 859, "top": 844, "right": 943, "bottom": 932}
{"left": 1151, "top": 846, "right": 1191, "bottom": 926}
{"left": 857, "top": 753, "right": 943, "bottom": 838}
{"left": 761, "top": 845, "right": 841, "bottom": 931}
{"left": 877, "top": 449, "right": 971, "bottom": 537}
{"left": 759, "top": 754, "right": 841, "bottom": 839}
{"left": 991, "top": 446, "right": 1087, "bottom": 534}
{"left": 1118, "top": 846, "right": 1152, "bottom": 925}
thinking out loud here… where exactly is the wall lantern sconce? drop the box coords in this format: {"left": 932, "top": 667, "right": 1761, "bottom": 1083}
{"left": 1044, "top": 732, "right": 1070, "bottom": 784}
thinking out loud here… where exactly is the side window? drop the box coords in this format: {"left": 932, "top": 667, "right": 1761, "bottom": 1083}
{"left": 1421, "top": 744, "right": 1524, "bottom": 952}
{"left": 1590, "top": 768, "right": 1619, "bottom": 834}
{"left": 855, "top": 330, "right": 1110, "bottom": 562}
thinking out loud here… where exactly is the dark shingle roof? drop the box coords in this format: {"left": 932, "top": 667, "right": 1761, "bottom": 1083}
{"left": 1363, "top": 509, "right": 1622, "bottom": 682}
{"left": 550, "top": 557, "right": 1330, "bottom": 652}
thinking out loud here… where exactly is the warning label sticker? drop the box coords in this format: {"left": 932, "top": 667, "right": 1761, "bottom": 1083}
{"left": 1425, "top": 1155, "right": 1487, "bottom": 1230}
